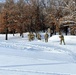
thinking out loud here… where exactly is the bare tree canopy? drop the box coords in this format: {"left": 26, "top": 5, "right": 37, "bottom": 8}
{"left": 0, "top": 0, "right": 75, "bottom": 39}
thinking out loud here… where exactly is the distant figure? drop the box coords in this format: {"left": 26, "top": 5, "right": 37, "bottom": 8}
{"left": 28, "top": 32, "right": 35, "bottom": 41}
{"left": 47, "top": 28, "right": 53, "bottom": 37}
{"left": 37, "top": 33, "right": 41, "bottom": 40}
{"left": 28, "top": 32, "right": 31, "bottom": 41}
{"left": 59, "top": 34, "right": 65, "bottom": 45}
{"left": 31, "top": 32, "right": 35, "bottom": 40}
{"left": 44, "top": 32, "right": 49, "bottom": 42}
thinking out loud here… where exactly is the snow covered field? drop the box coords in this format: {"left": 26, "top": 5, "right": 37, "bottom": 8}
{"left": 0, "top": 33, "right": 76, "bottom": 75}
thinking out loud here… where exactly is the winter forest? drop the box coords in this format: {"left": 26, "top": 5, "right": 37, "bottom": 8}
{"left": 0, "top": 0, "right": 76, "bottom": 40}
{"left": 0, "top": 0, "right": 76, "bottom": 75}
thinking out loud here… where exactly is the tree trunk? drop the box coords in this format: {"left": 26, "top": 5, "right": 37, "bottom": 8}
{"left": 5, "top": 27, "right": 8, "bottom": 40}
{"left": 19, "top": 26, "right": 24, "bottom": 38}
{"left": 65, "top": 27, "right": 68, "bottom": 35}
{"left": 13, "top": 29, "right": 15, "bottom": 36}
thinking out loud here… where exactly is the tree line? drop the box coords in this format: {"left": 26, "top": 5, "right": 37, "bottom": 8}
{"left": 0, "top": 0, "right": 76, "bottom": 40}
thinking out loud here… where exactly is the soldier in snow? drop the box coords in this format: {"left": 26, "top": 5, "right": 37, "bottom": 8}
{"left": 28, "top": 32, "right": 35, "bottom": 41}
{"left": 44, "top": 32, "right": 49, "bottom": 42}
{"left": 59, "top": 34, "right": 65, "bottom": 45}
{"left": 37, "top": 33, "right": 41, "bottom": 40}
{"left": 47, "top": 28, "right": 53, "bottom": 37}
{"left": 31, "top": 32, "right": 35, "bottom": 41}
{"left": 28, "top": 32, "right": 31, "bottom": 41}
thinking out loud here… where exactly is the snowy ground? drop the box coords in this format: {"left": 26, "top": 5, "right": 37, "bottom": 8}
{"left": 0, "top": 33, "right": 76, "bottom": 75}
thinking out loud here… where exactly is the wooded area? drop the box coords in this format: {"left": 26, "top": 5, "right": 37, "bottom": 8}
{"left": 0, "top": 0, "right": 76, "bottom": 40}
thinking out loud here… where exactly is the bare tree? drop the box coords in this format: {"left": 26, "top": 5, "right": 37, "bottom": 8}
{"left": 2, "top": 0, "right": 16, "bottom": 40}
{"left": 16, "top": 0, "right": 26, "bottom": 37}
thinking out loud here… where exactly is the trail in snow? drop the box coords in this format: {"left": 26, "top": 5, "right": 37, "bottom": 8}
{"left": 0, "top": 68, "right": 69, "bottom": 75}
{"left": 0, "top": 37, "right": 76, "bottom": 62}
{"left": 0, "top": 62, "right": 70, "bottom": 68}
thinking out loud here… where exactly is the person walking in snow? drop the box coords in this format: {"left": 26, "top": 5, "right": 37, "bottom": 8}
{"left": 31, "top": 32, "right": 35, "bottom": 41}
{"left": 59, "top": 34, "right": 65, "bottom": 45}
{"left": 28, "top": 32, "right": 35, "bottom": 41}
{"left": 47, "top": 28, "right": 53, "bottom": 37}
{"left": 44, "top": 32, "right": 49, "bottom": 42}
{"left": 28, "top": 32, "right": 31, "bottom": 41}
{"left": 37, "top": 33, "right": 41, "bottom": 40}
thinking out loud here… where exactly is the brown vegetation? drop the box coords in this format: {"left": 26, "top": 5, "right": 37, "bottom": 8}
{"left": 0, "top": 0, "right": 75, "bottom": 40}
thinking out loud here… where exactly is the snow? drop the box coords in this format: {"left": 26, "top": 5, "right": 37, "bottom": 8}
{"left": 0, "top": 33, "right": 76, "bottom": 75}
